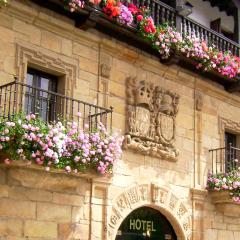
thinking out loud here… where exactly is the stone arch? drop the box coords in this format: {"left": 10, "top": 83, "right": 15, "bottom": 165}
{"left": 107, "top": 183, "right": 192, "bottom": 240}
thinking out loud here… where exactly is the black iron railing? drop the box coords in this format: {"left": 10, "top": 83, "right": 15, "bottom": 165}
{"left": 209, "top": 145, "right": 240, "bottom": 174}
{"left": 136, "top": 0, "right": 177, "bottom": 26}
{"left": 131, "top": 1, "right": 240, "bottom": 56}
{"left": 0, "top": 80, "right": 113, "bottom": 131}
{"left": 181, "top": 17, "right": 240, "bottom": 56}
{"left": 31, "top": 0, "right": 240, "bottom": 57}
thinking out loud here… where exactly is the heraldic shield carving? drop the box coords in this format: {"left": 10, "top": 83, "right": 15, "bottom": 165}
{"left": 124, "top": 77, "right": 179, "bottom": 161}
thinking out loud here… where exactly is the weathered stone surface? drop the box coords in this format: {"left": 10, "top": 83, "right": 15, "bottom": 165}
{"left": 24, "top": 220, "right": 57, "bottom": 238}
{"left": 52, "top": 192, "right": 84, "bottom": 206}
{"left": 0, "top": 198, "right": 36, "bottom": 219}
{"left": 37, "top": 202, "right": 71, "bottom": 222}
{"left": 0, "top": 218, "right": 23, "bottom": 237}
{"left": 0, "top": 1, "right": 240, "bottom": 240}
{"left": 8, "top": 186, "right": 52, "bottom": 202}
{"left": 8, "top": 168, "right": 90, "bottom": 194}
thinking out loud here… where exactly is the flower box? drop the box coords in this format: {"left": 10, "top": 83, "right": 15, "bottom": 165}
{"left": 0, "top": 152, "right": 10, "bottom": 163}
{"left": 209, "top": 190, "right": 240, "bottom": 217}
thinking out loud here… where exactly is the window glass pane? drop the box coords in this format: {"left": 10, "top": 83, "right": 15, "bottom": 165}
{"left": 26, "top": 68, "right": 58, "bottom": 122}
{"left": 40, "top": 77, "right": 49, "bottom": 91}
{"left": 26, "top": 73, "right": 34, "bottom": 94}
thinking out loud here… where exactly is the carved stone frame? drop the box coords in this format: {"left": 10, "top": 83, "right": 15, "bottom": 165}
{"left": 107, "top": 183, "right": 192, "bottom": 240}
{"left": 219, "top": 117, "right": 240, "bottom": 148}
{"left": 15, "top": 42, "right": 78, "bottom": 97}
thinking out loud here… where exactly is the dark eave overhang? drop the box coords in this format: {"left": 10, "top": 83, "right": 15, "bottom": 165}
{"left": 202, "top": 0, "right": 239, "bottom": 16}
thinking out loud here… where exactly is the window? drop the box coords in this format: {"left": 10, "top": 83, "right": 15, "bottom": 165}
{"left": 25, "top": 68, "right": 58, "bottom": 121}
{"left": 210, "top": 18, "right": 234, "bottom": 40}
{"left": 225, "top": 132, "right": 240, "bottom": 171}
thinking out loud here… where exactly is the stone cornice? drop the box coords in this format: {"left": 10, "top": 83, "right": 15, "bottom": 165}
{"left": 0, "top": 161, "right": 113, "bottom": 183}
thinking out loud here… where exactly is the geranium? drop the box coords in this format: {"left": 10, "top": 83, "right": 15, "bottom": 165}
{"left": 127, "top": 3, "right": 140, "bottom": 15}
{"left": 207, "top": 170, "right": 240, "bottom": 203}
{"left": 0, "top": 113, "right": 124, "bottom": 175}
{"left": 117, "top": 3, "right": 133, "bottom": 26}
{"left": 68, "top": 0, "right": 85, "bottom": 12}
{"left": 102, "top": 0, "right": 120, "bottom": 18}
{"left": 138, "top": 10, "right": 156, "bottom": 41}
{"left": 1, "top": 0, "right": 239, "bottom": 79}
{"left": 153, "top": 24, "right": 182, "bottom": 59}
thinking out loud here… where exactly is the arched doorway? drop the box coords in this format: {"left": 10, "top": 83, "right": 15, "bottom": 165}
{"left": 115, "top": 206, "right": 177, "bottom": 240}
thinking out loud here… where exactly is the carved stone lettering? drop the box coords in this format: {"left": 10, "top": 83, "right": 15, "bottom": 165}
{"left": 152, "top": 185, "right": 169, "bottom": 204}
{"left": 124, "top": 77, "right": 179, "bottom": 161}
{"left": 177, "top": 203, "right": 188, "bottom": 219}
{"left": 169, "top": 194, "right": 178, "bottom": 210}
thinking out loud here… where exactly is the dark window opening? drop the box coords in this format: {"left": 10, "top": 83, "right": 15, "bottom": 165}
{"left": 225, "top": 132, "right": 239, "bottom": 172}
{"left": 25, "top": 68, "right": 58, "bottom": 122}
{"left": 210, "top": 18, "right": 234, "bottom": 41}
{"left": 116, "top": 207, "right": 177, "bottom": 240}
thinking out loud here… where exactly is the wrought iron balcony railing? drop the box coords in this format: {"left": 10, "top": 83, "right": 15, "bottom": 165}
{"left": 0, "top": 80, "right": 113, "bottom": 131}
{"left": 31, "top": 0, "right": 240, "bottom": 57}
{"left": 209, "top": 145, "right": 240, "bottom": 174}
{"left": 134, "top": 0, "right": 240, "bottom": 56}
{"left": 181, "top": 17, "right": 240, "bottom": 57}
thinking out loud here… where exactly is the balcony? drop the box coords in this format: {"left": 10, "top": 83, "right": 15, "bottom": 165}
{"left": 207, "top": 146, "right": 240, "bottom": 216}
{"left": 29, "top": 0, "right": 240, "bottom": 87}
{"left": 0, "top": 80, "right": 113, "bottom": 131}
{"left": 209, "top": 145, "right": 240, "bottom": 174}
{"left": 33, "top": 0, "right": 240, "bottom": 55}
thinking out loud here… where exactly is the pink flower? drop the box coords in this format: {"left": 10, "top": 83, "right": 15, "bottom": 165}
{"left": 65, "top": 166, "right": 71, "bottom": 172}
{"left": 4, "top": 158, "right": 11, "bottom": 164}
{"left": 26, "top": 115, "right": 31, "bottom": 121}
{"left": 4, "top": 129, "right": 9, "bottom": 134}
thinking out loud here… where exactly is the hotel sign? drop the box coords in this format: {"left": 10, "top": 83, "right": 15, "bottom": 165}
{"left": 116, "top": 207, "right": 177, "bottom": 239}
{"left": 129, "top": 219, "right": 156, "bottom": 232}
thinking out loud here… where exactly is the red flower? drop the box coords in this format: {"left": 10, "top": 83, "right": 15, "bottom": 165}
{"left": 128, "top": 3, "right": 139, "bottom": 14}
{"left": 102, "top": 0, "right": 120, "bottom": 18}
{"left": 136, "top": 14, "right": 143, "bottom": 22}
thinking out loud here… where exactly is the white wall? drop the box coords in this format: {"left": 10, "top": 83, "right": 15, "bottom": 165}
{"left": 187, "top": 0, "right": 234, "bottom": 33}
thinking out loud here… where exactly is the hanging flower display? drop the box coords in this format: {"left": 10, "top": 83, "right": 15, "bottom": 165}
{"left": 207, "top": 169, "right": 240, "bottom": 203}
{"left": 0, "top": 0, "right": 239, "bottom": 78}
{"left": 0, "top": 113, "right": 124, "bottom": 175}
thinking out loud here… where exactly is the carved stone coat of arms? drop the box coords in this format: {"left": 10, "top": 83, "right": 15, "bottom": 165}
{"left": 124, "top": 77, "right": 179, "bottom": 161}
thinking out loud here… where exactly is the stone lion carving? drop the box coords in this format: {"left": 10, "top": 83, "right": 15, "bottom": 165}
{"left": 124, "top": 77, "right": 179, "bottom": 161}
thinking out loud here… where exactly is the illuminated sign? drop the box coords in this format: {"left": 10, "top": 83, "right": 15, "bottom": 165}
{"left": 116, "top": 207, "right": 177, "bottom": 240}
{"left": 129, "top": 219, "right": 156, "bottom": 232}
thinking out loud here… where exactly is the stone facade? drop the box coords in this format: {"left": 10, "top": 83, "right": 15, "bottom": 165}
{"left": 0, "top": 1, "right": 240, "bottom": 239}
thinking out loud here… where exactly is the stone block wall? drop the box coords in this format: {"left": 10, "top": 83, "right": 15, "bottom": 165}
{"left": 0, "top": 166, "right": 93, "bottom": 239}
{"left": 1, "top": 1, "right": 240, "bottom": 239}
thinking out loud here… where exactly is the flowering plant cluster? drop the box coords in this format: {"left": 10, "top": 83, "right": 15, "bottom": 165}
{"left": 153, "top": 23, "right": 182, "bottom": 59}
{"left": 207, "top": 169, "right": 240, "bottom": 203}
{"left": 0, "top": 0, "right": 239, "bottom": 78}
{"left": 62, "top": 0, "right": 240, "bottom": 79}
{"left": 102, "top": 0, "right": 120, "bottom": 18}
{"left": 178, "top": 36, "right": 240, "bottom": 78}
{"left": 0, "top": 113, "right": 123, "bottom": 175}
